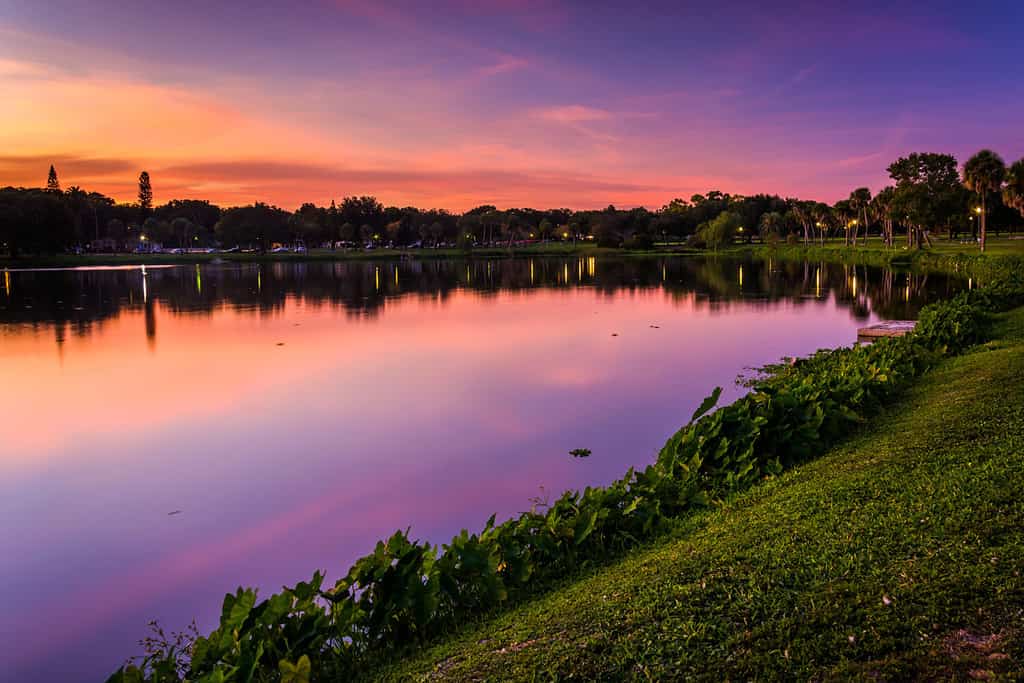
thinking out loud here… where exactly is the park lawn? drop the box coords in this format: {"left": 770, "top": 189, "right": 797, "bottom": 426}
{"left": 371, "top": 306, "right": 1024, "bottom": 682}
{"left": 744, "top": 236, "right": 1024, "bottom": 258}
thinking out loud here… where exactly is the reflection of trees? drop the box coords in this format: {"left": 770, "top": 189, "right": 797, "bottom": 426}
{"left": 0, "top": 256, "right": 965, "bottom": 346}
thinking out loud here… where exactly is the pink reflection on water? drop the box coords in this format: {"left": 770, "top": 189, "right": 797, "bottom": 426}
{"left": 1, "top": 283, "right": 880, "bottom": 681}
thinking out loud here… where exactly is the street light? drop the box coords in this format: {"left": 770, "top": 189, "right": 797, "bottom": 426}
{"left": 974, "top": 207, "right": 982, "bottom": 215}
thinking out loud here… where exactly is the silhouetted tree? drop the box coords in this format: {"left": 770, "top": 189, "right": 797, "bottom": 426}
{"left": 1004, "top": 159, "right": 1024, "bottom": 220}
{"left": 849, "top": 187, "right": 872, "bottom": 245}
{"left": 138, "top": 171, "right": 153, "bottom": 223}
{"left": 963, "top": 149, "right": 1006, "bottom": 252}
{"left": 46, "top": 165, "right": 61, "bottom": 192}
{"left": 887, "top": 153, "right": 961, "bottom": 248}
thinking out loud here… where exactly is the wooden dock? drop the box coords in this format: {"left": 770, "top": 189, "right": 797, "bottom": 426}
{"left": 857, "top": 320, "right": 916, "bottom": 342}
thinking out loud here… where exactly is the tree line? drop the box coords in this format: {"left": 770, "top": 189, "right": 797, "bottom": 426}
{"left": 3, "top": 150, "right": 1023, "bottom": 257}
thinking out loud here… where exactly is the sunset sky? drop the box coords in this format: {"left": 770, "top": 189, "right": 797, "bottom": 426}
{"left": 1, "top": 0, "right": 1022, "bottom": 210}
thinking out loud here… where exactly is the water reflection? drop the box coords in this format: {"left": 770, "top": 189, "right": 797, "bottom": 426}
{"left": 0, "top": 256, "right": 959, "bottom": 346}
{"left": 0, "top": 256, "right": 963, "bottom": 683}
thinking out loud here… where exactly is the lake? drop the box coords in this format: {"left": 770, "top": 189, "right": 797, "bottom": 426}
{"left": 0, "top": 255, "right": 963, "bottom": 682}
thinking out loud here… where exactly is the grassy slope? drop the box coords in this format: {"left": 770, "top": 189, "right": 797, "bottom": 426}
{"left": 374, "top": 307, "right": 1024, "bottom": 682}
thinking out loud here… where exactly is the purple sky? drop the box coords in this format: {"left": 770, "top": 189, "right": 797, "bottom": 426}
{"left": 1, "top": 0, "right": 1021, "bottom": 209}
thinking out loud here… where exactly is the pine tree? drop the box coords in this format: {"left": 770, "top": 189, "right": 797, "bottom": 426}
{"left": 138, "top": 171, "right": 153, "bottom": 221}
{"left": 46, "top": 164, "right": 61, "bottom": 192}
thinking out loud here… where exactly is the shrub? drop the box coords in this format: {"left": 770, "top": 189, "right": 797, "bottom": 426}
{"left": 698, "top": 211, "right": 739, "bottom": 251}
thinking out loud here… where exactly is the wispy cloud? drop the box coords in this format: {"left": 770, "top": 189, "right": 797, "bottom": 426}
{"left": 477, "top": 55, "right": 529, "bottom": 78}
{"left": 534, "top": 105, "right": 613, "bottom": 124}
{"left": 0, "top": 154, "right": 136, "bottom": 181}
{"left": 836, "top": 151, "right": 884, "bottom": 168}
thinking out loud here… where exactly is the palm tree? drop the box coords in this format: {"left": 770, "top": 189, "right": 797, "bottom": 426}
{"left": 1003, "top": 158, "right": 1024, "bottom": 222}
{"left": 812, "top": 203, "right": 832, "bottom": 246}
{"left": 788, "top": 200, "right": 813, "bottom": 243}
{"left": 758, "top": 211, "right": 783, "bottom": 241}
{"left": 834, "top": 199, "right": 855, "bottom": 246}
{"left": 963, "top": 149, "right": 1006, "bottom": 252}
{"left": 870, "top": 186, "right": 896, "bottom": 247}
{"left": 849, "top": 187, "right": 872, "bottom": 245}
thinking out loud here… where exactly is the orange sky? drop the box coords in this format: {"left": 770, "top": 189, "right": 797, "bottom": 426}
{"left": 2, "top": 2, "right": 1022, "bottom": 210}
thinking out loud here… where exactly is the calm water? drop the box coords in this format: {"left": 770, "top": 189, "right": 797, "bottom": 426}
{"left": 0, "top": 256, "right": 962, "bottom": 681}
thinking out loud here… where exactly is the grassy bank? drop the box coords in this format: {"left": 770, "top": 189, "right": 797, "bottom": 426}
{"left": 377, "top": 306, "right": 1024, "bottom": 681}
{"left": 737, "top": 237, "right": 1024, "bottom": 281}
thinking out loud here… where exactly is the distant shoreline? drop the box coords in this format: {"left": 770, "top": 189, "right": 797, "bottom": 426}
{"left": 6, "top": 236, "right": 1024, "bottom": 270}
{"left": 0, "top": 244, "right": 703, "bottom": 268}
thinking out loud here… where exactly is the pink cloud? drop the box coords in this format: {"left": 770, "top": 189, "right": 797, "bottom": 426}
{"left": 535, "top": 104, "right": 614, "bottom": 124}
{"left": 477, "top": 54, "right": 530, "bottom": 77}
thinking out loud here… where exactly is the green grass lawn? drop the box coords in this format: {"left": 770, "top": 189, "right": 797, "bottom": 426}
{"left": 371, "top": 307, "right": 1024, "bottom": 681}
{"left": 740, "top": 236, "right": 1024, "bottom": 258}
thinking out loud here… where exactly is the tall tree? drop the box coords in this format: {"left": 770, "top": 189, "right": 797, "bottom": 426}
{"left": 137, "top": 171, "right": 153, "bottom": 223}
{"left": 811, "top": 203, "right": 832, "bottom": 246}
{"left": 870, "top": 186, "right": 897, "bottom": 247}
{"left": 887, "top": 153, "right": 960, "bottom": 249}
{"left": 1002, "top": 158, "right": 1024, "bottom": 220}
{"left": 758, "top": 211, "right": 783, "bottom": 241}
{"left": 963, "top": 149, "right": 1006, "bottom": 252}
{"left": 46, "top": 165, "right": 61, "bottom": 192}
{"left": 698, "top": 210, "right": 739, "bottom": 251}
{"left": 788, "top": 201, "right": 814, "bottom": 243}
{"left": 849, "top": 187, "right": 872, "bottom": 245}
{"left": 834, "top": 199, "right": 855, "bottom": 246}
